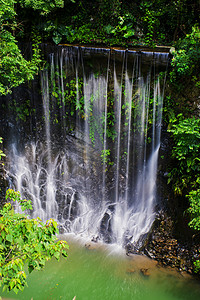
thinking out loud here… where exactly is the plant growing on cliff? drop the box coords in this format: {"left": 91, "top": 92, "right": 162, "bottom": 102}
{"left": 0, "top": 189, "right": 68, "bottom": 294}
{"left": 168, "top": 116, "right": 200, "bottom": 272}
{"left": 0, "top": 0, "right": 67, "bottom": 95}
{"left": 187, "top": 186, "right": 200, "bottom": 273}
{"left": 168, "top": 116, "right": 200, "bottom": 195}
{"left": 166, "top": 113, "right": 200, "bottom": 273}
{"left": 170, "top": 26, "right": 200, "bottom": 82}
{"left": 187, "top": 186, "right": 200, "bottom": 231}
{"left": 0, "top": 138, "right": 5, "bottom": 161}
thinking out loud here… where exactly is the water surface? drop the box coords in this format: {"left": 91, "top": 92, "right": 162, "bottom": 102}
{"left": 2, "top": 236, "right": 200, "bottom": 300}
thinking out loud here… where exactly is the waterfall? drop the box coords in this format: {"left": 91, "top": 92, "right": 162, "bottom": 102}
{"left": 6, "top": 46, "right": 168, "bottom": 247}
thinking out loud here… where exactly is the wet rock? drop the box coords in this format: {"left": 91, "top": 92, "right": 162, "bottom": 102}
{"left": 64, "top": 220, "right": 71, "bottom": 232}
{"left": 85, "top": 242, "right": 96, "bottom": 250}
{"left": 125, "top": 242, "right": 136, "bottom": 255}
{"left": 144, "top": 248, "right": 156, "bottom": 259}
{"left": 91, "top": 236, "right": 100, "bottom": 243}
{"left": 144, "top": 211, "right": 200, "bottom": 275}
{"left": 100, "top": 210, "right": 112, "bottom": 243}
{"left": 140, "top": 268, "right": 150, "bottom": 277}
{"left": 85, "top": 242, "right": 104, "bottom": 251}
{"left": 59, "top": 226, "right": 65, "bottom": 234}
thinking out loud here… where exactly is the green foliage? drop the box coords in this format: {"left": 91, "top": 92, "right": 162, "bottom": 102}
{"left": 140, "top": 3, "right": 158, "bottom": 46}
{"left": 26, "top": 0, "right": 199, "bottom": 47}
{"left": 170, "top": 26, "right": 200, "bottom": 81}
{"left": 18, "top": 0, "right": 64, "bottom": 15}
{"left": 168, "top": 116, "right": 200, "bottom": 195}
{"left": 51, "top": 75, "right": 84, "bottom": 122}
{"left": 101, "top": 149, "right": 111, "bottom": 165}
{"left": 170, "top": 117, "right": 200, "bottom": 162}
{"left": 194, "top": 260, "right": 200, "bottom": 273}
{"left": 0, "top": 189, "right": 68, "bottom": 294}
{"left": 105, "top": 111, "right": 116, "bottom": 141}
{"left": 187, "top": 186, "right": 200, "bottom": 231}
{"left": 163, "top": 95, "right": 180, "bottom": 126}
{"left": 168, "top": 116, "right": 200, "bottom": 271}
{"left": 1, "top": 0, "right": 199, "bottom": 93}
{"left": 104, "top": 14, "right": 135, "bottom": 41}
{"left": 0, "top": 30, "right": 41, "bottom": 95}
{"left": 12, "top": 99, "right": 32, "bottom": 122}
{"left": 101, "top": 149, "right": 114, "bottom": 168}
{"left": 0, "top": 0, "right": 75, "bottom": 94}
{"left": 187, "top": 186, "right": 200, "bottom": 273}
{"left": 0, "top": 137, "right": 5, "bottom": 160}
{"left": 0, "top": 138, "right": 6, "bottom": 161}
{"left": 65, "top": 78, "right": 84, "bottom": 117}
{"left": 0, "top": 0, "right": 45, "bottom": 95}
{"left": 43, "top": 22, "right": 74, "bottom": 44}
{"left": 50, "top": 71, "right": 117, "bottom": 144}
{"left": 0, "top": 0, "right": 16, "bottom": 22}
{"left": 168, "top": 116, "right": 200, "bottom": 272}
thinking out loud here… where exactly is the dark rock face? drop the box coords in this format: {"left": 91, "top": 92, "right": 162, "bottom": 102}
{"left": 122, "top": 206, "right": 200, "bottom": 275}
{"left": 100, "top": 211, "right": 112, "bottom": 243}
{"left": 143, "top": 212, "right": 200, "bottom": 275}
{"left": 140, "top": 268, "right": 150, "bottom": 277}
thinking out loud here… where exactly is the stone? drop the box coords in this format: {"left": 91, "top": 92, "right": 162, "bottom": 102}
{"left": 85, "top": 242, "right": 104, "bottom": 251}
{"left": 140, "top": 268, "right": 150, "bottom": 277}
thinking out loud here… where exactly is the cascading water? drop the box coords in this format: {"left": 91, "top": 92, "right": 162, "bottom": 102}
{"left": 5, "top": 46, "right": 168, "bottom": 248}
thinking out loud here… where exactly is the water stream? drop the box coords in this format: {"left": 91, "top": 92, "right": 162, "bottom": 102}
{"left": 6, "top": 46, "right": 169, "bottom": 247}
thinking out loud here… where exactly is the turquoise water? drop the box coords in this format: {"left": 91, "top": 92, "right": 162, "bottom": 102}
{"left": 2, "top": 237, "right": 200, "bottom": 300}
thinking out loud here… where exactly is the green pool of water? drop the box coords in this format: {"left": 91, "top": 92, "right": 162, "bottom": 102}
{"left": 1, "top": 236, "right": 200, "bottom": 300}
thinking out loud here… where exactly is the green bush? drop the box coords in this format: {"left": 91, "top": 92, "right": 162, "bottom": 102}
{"left": 170, "top": 26, "right": 200, "bottom": 81}
{"left": 0, "top": 189, "right": 68, "bottom": 293}
{"left": 168, "top": 116, "right": 200, "bottom": 195}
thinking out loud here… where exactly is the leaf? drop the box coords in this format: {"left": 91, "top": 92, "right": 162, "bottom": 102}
{"left": 62, "top": 250, "right": 68, "bottom": 258}
{"left": 52, "top": 220, "right": 58, "bottom": 229}
{"left": 10, "top": 280, "right": 15, "bottom": 290}
{"left": 52, "top": 34, "right": 62, "bottom": 44}
{"left": 28, "top": 265, "right": 34, "bottom": 274}
{"left": 3, "top": 285, "right": 8, "bottom": 292}
{"left": 54, "top": 251, "right": 60, "bottom": 260}
{"left": 6, "top": 234, "right": 13, "bottom": 242}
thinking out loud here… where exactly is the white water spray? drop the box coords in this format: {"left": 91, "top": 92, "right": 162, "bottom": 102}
{"left": 7, "top": 47, "right": 168, "bottom": 247}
